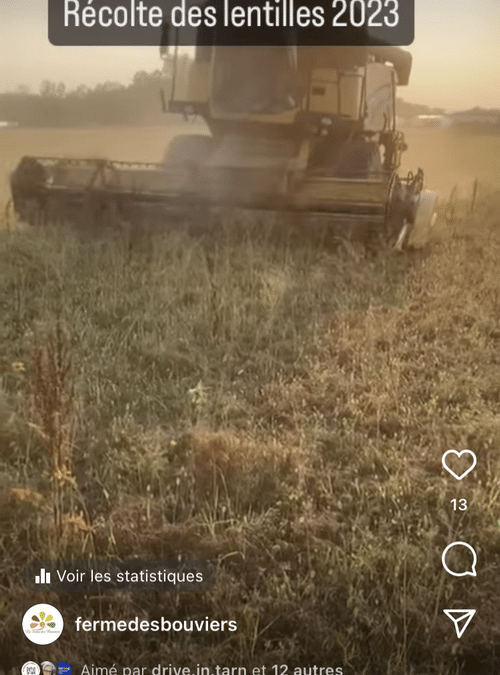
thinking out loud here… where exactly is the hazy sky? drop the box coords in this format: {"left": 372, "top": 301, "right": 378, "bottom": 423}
{"left": 0, "top": 0, "right": 499, "bottom": 110}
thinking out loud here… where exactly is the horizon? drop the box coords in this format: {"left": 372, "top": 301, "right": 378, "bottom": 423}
{"left": 1, "top": 1, "right": 499, "bottom": 110}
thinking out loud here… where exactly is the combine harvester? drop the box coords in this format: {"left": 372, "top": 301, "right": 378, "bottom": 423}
{"left": 10, "top": 43, "right": 437, "bottom": 249}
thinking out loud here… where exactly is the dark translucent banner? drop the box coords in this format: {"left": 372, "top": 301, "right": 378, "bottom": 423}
{"left": 48, "top": 0, "right": 414, "bottom": 46}
{"left": 23, "top": 560, "right": 216, "bottom": 593}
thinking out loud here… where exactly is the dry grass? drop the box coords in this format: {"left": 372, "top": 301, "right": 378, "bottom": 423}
{"left": 2, "top": 127, "right": 500, "bottom": 674}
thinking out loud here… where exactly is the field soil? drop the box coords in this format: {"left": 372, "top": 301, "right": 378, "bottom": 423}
{"left": 399, "top": 126, "right": 500, "bottom": 196}
{"left": 1, "top": 125, "right": 500, "bottom": 674}
{"left": 2, "top": 124, "right": 500, "bottom": 207}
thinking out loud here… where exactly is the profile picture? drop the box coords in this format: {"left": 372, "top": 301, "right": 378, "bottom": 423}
{"left": 41, "top": 663, "right": 56, "bottom": 675}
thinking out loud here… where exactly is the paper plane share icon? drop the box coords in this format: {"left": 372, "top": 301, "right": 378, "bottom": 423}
{"left": 443, "top": 609, "right": 476, "bottom": 638}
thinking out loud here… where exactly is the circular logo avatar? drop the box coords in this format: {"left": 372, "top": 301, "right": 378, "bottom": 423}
{"left": 21, "top": 663, "right": 40, "bottom": 675}
{"left": 22, "top": 603, "right": 64, "bottom": 645}
{"left": 57, "top": 663, "right": 72, "bottom": 675}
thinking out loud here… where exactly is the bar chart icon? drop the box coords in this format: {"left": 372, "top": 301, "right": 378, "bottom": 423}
{"left": 34, "top": 568, "right": 51, "bottom": 584}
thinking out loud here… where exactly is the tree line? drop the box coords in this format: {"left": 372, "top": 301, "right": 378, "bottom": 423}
{"left": 0, "top": 60, "right": 189, "bottom": 128}
{"left": 1, "top": 61, "right": 444, "bottom": 128}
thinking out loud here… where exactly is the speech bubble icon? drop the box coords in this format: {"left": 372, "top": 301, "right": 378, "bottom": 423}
{"left": 442, "top": 542, "right": 477, "bottom": 577}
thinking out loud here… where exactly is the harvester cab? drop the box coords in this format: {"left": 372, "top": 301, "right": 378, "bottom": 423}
{"left": 10, "top": 34, "right": 438, "bottom": 249}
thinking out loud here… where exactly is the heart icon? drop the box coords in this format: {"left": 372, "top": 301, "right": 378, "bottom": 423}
{"left": 442, "top": 449, "right": 477, "bottom": 480}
